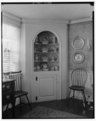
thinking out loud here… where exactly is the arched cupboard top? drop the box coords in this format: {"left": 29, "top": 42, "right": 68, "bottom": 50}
{"left": 34, "top": 31, "right": 59, "bottom": 72}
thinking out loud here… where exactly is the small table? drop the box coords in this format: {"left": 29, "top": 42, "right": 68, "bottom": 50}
{"left": 2, "top": 79, "right": 15, "bottom": 118}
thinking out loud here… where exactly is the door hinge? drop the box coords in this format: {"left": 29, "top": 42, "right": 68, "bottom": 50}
{"left": 36, "top": 96, "right": 38, "bottom": 101}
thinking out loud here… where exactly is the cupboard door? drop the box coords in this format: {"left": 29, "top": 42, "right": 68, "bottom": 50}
{"left": 33, "top": 31, "right": 60, "bottom": 102}
{"left": 35, "top": 74, "right": 57, "bottom": 102}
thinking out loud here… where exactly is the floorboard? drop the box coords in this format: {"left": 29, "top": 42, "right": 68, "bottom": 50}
{"left": 2, "top": 98, "right": 94, "bottom": 119}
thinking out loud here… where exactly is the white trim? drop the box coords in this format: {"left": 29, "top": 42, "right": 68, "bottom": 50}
{"left": 22, "top": 18, "right": 69, "bottom": 24}
{"left": 22, "top": 17, "right": 92, "bottom": 25}
{"left": 2, "top": 13, "right": 91, "bottom": 25}
{"left": 70, "top": 17, "right": 92, "bottom": 24}
{"left": 2, "top": 11, "right": 21, "bottom": 22}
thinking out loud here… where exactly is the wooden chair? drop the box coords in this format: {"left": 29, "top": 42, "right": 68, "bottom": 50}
{"left": 69, "top": 68, "right": 87, "bottom": 109}
{"left": 9, "top": 71, "right": 32, "bottom": 110}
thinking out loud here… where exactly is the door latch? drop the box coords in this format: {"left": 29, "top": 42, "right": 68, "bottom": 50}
{"left": 36, "top": 76, "right": 38, "bottom": 81}
{"left": 36, "top": 96, "right": 38, "bottom": 100}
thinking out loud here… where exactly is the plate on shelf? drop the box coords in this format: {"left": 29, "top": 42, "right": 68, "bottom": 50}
{"left": 42, "top": 48, "right": 48, "bottom": 53}
{"left": 40, "top": 35, "right": 49, "bottom": 44}
{"left": 34, "top": 31, "right": 59, "bottom": 72}
{"left": 42, "top": 57, "right": 48, "bottom": 62}
{"left": 74, "top": 53, "right": 85, "bottom": 63}
{"left": 42, "top": 63, "right": 48, "bottom": 71}
{"left": 72, "top": 36, "right": 85, "bottom": 49}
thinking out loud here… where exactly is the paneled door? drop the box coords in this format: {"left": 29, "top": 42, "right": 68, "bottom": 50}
{"left": 34, "top": 31, "right": 60, "bottom": 102}
{"left": 34, "top": 73, "right": 57, "bottom": 102}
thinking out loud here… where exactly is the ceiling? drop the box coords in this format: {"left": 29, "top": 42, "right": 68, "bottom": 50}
{"left": 1, "top": 3, "right": 94, "bottom": 21}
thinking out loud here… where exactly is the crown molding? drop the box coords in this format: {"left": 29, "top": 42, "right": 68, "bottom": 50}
{"left": 22, "top": 18, "right": 69, "bottom": 24}
{"left": 69, "top": 17, "right": 92, "bottom": 24}
{"left": 22, "top": 17, "right": 92, "bottom": 25}
{"left": 2, "top": 12, "right": 92, "bottom": 25}
{"left": 2, "top": 11, "right": 21, "bottom": 22}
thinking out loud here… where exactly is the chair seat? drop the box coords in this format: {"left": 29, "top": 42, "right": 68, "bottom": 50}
{"left": 14, "top": 90, "right": 32, "bottom": 109}
{"left": 69, "top": 86, "right": 85, "bottom": 91}
{"left": 14, "top": 90, "right": 28, "bottom": 98}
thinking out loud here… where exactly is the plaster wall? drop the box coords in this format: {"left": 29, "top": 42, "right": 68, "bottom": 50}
{"left": 68, "top": 21, "right": 93, "bottom": 100}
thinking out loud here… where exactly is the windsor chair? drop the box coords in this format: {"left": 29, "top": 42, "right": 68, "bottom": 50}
{"left": 3, "top": 71, "right": 32, "bottom": 112}
{"left": 10, "top": 71, "right": 32, "bottom": 110}
{"left": 69, "top": 68, "right": 87, "bottom": 109}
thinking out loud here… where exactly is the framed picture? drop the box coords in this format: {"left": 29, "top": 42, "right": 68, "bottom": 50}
{"left": 74, "top": 53, "right": 85, "bottom": 63}
{"left": 72, "top": 36, "right": 85, "bottom": 49}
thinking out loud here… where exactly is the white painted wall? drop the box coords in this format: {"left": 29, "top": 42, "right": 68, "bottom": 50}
{"left": 68, "top": 21, "right": 93, "bottom": 101}
{"left": 20, "top": 19, "right": 68, "bottom": 102}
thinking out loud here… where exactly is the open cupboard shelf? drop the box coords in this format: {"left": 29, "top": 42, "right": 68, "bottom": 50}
{"left": 34, "top": 31, "right": 59, "bottom": 72}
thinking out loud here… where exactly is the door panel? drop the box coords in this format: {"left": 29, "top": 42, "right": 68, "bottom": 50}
{"left": 39, "top": 77, "right": 55, "bottom": 97}
{"left": 36, "top": 74, "right": 57, "bottom": 102}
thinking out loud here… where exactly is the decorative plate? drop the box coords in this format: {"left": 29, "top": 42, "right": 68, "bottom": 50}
{"left": 72, "top": 36, "right": 85, "bottom": 49}
{"left": 74, "top": 53, "right": 85, "bottom": 63}
{"left": 42, "top": 48, "right": 48, "bottom": 53}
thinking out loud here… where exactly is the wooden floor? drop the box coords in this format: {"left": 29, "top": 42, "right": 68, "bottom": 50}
{"left": 2, "top": 98, "right": 94, "bottom": 119}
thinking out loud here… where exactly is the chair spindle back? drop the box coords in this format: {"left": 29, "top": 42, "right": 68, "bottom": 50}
{"left": 71, "top": 68, "right": 87, "bottom": 87}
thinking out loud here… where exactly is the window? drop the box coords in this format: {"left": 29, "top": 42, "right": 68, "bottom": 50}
{"left": 3, "top": 23, "right": 20, "bottom": 72}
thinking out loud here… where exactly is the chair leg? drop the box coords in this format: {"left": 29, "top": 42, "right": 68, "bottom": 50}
{"left": 4, "top": 104, "right": 9, "bottom": 118}
{"left": 12, "top": 98, "right": 15, "bottom": 118}
{"left": 73, "top": 90, "right": 75, "bottom": 99}
{"left": 73, "top": 90, "right": 75, "bottom": 105}
{"left": 81, "top": 90, "right": 87, "bottom": 109}
{"left": 6, "top": 104, "right": 9, "bottom": 111}
{"left": 25, "top": 95, "right": 32, "bottom": 109}
{"left": 19, "top": 97, "right": 22, "bottom": 111}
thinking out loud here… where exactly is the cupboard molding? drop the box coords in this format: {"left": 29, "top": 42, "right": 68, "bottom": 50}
{"left": 22, "top": 18, "right": 69, "bottom": 24}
